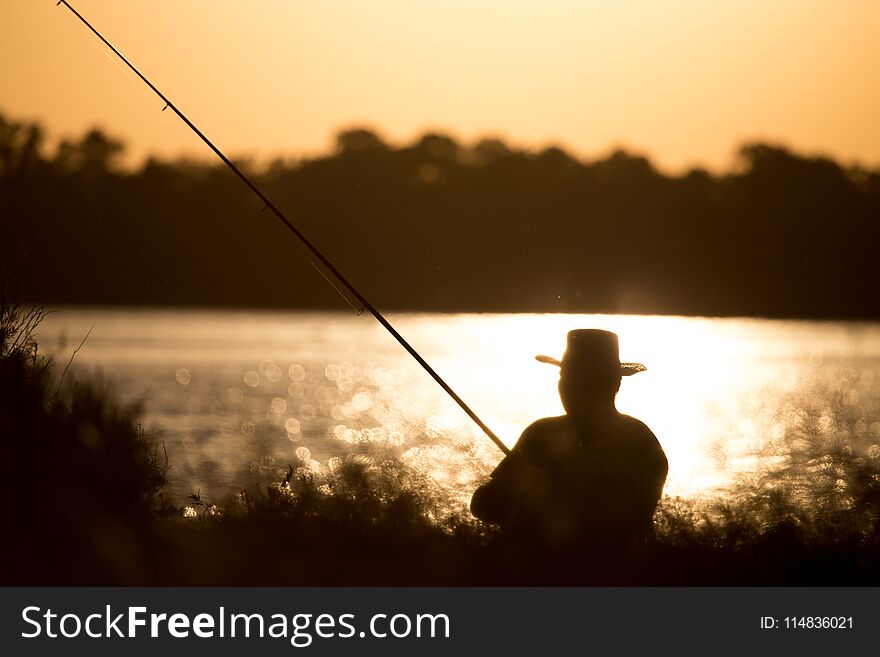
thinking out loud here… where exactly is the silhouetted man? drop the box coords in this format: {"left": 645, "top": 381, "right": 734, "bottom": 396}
{"left": 471, "top": 329, "right": 667, "bottom": 563}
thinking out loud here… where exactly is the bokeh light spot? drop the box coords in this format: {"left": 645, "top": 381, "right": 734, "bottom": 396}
{"left": 265, "top": 363, "right": 283, "bottom": 382}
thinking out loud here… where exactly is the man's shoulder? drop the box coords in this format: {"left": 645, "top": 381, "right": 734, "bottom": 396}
{"left": 523, "top": 415, "right": 569, "bottom": 435}
{"left": 617, "top": 414, "right": 667, "bottom": 464}
{"left": 513, "top": 415, "right": 569, "bottom": 452}
{"left": 617, "top": 413, "right": 656, "bottom": 438}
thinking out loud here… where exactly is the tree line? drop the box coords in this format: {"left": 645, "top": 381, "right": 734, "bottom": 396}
{"left": 2, "top": 112, "right": 879, "bottom": 318}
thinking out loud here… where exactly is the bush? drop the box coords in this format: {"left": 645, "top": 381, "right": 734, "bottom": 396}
{"left": 0, "top": 279, "right": 168, "bottom": 584}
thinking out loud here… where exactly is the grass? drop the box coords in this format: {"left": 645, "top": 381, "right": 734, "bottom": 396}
{"left": 649, "top": 383, "right": 880, "bottom": 585}
{"left": 0, "top": 278, "right": 169, "bottom": 584}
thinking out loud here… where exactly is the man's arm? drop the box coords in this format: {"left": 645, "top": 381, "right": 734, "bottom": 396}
{"left": 470, "top": 421, "right": 545, "bottom": 522}
{"left": 625, "top": 422, "right": 669, "bottom": 525}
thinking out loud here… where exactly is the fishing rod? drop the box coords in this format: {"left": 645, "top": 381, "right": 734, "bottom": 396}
{"left": 56, "top": 0, "right": 511, "bottom": 456}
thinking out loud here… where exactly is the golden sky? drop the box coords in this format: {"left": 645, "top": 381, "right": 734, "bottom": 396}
{"left": 2, "top": 0, "right": 879, "bottom": 171}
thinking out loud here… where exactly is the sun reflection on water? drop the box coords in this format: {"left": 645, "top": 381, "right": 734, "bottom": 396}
{"left": 36, "top": 309, "right": 880, "bottom": 504}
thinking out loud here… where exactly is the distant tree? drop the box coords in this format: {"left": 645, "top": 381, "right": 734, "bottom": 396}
{"left": 0, "top": 113, "right": 46, "bottom": 176}
{"left": 735, "top": 142, "right": 858, "bottom": 210}
{"left": 335, "top": 128, "right": 388, "bottom": 154}
{"left": 414, "top": 133, "right": 459, "bottom": 161}
{"left": 681, "top": 167, "right": 713, "bottom": 183}
{"left": 589, "top": 149, "right": 657, "bottom": 183}
{"left": 472, "top": 138, "right": 511, "bottom": 165}
{"left": 54, "top": 128, "right": 125, "bottom": 175}
{"left": 537, "top": 145, "right": 577, "bottom": 167}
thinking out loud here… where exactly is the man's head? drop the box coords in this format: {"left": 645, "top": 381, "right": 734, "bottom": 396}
{"left": 558, "top": 366, "right": 622, "bottom": 416}
{"left": 535, "top": 329, "right": 645, "bottom": 418}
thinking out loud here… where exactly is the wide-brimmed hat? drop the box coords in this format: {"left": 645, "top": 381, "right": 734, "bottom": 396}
{"left": 535, "top": 329, "right": 646, "bottom": 377}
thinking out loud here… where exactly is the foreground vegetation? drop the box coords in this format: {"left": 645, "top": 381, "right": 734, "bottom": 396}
{"left": 2, "top": 293, "right": 878, "bottom": 585}
{"left": 0, "top": 281, "right": 168, "bottom": 583}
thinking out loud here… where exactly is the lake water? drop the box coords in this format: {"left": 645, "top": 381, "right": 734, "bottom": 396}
{"left": 36, "top": 309, "right": 880, "bottom": 506}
